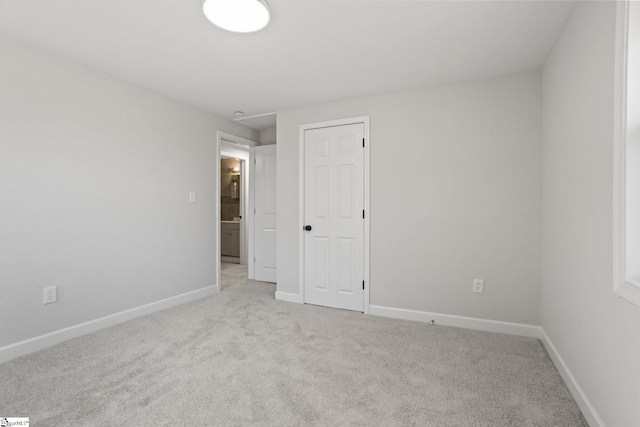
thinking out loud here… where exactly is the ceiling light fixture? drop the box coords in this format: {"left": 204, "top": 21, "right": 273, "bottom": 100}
{"left": 202, "top": 0, "right": 271, "bottom": 33}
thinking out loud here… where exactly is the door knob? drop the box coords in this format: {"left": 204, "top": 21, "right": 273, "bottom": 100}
{"left": 304, "top": 225, "right": 312, "bottom": 231}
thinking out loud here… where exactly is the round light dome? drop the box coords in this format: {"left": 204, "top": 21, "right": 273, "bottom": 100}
{"left": 202, "top": 0, "right": 271, "bottom": 33}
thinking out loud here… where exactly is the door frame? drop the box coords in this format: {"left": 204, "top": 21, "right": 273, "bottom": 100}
{"left": 298, "top": 116, "right": 371, "bottom": 313}
{"left": 215, "top": 131, "right": 259, "bottom": 292}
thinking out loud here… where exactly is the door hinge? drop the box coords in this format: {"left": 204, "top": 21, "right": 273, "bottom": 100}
{"left": 363, "top": 280, "right": 365, "bottom": 290}
{"left": 362, "top": 138, "right": 365, "bottom": 148}
{"left": 363, "top": 210, "right": 365, "bottom": 219}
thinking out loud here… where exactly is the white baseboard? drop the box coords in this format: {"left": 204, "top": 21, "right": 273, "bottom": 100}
{"left": 0, "top": 288, "right": 605, "bottom": 427}
{"left": 369, "top": 304, "right": 603, "bottom": 426}
{"left": 275, "top": 291, "right": 303, "bottom": 304}
{"left": 539, "top": 329, "right": 604, "bottom": 427}
{"left": 0, "top": 285, "right": 217, "bottom": 364}
{"left": 369, "top": 305, "right": 541, "bottom": 338}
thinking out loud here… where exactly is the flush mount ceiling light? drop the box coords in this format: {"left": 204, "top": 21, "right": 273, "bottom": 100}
{"left": 202, "top": 0, "right": 271, "bottom": 33}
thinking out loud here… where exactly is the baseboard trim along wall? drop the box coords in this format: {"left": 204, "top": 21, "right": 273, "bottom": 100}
{"left": 275, "top": 291, "right": 303, "bottom": 304}
{"left": 0, "top": 285, "right": 218, "bottom": 364}
{"left": 1, "top": 290, "right": 605, "bottom": 426}
{"left": 369, "top": 304, "right": 541, "bottom": 337}
{"left": 539, "top": 329, "right": 605, "bottom": 427}
{"left": 369, "top": 304, "right": 603, "bottom": 426}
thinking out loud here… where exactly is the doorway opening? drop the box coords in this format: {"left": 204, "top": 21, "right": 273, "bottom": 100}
{"left": 220, "top": 156, "right": 243, "bottom": 265}
{"left": 216, "top": 132, "right": 259, "bottom": 292}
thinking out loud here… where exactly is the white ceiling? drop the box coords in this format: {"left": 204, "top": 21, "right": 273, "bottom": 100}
{"left": 0, "top": 1, "right": 575, "bottom": 128}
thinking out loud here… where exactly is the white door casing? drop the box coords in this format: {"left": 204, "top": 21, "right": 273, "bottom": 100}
{"left": 254, "top": 144, "right": 277, "bottom": 283}
{"left": 303, "top": 122, "right": 365, "bottom": 312}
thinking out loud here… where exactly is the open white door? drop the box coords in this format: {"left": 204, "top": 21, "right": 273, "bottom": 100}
{"left": 303, "top": 123, "right": 365, "bottom": 311}
{"left": 254, "top": 145, "right": 277, "bottom": 283}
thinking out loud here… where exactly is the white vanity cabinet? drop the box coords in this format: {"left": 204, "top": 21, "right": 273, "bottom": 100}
{"left": 221, "top": 221, "right": 240, "bottom": 257}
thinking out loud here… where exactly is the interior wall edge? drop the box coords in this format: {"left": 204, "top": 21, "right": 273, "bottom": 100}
{"left": 0, "top": 285, "right": 217, "bottom": 365}
{"left": 369, "top": 305, "right": 540, "bottom": 338}
{"left": 371, "top": 304, "right": 604, "bottom": 426}
{"left": 539, "top": 329, "right": 605, "bottom": 427}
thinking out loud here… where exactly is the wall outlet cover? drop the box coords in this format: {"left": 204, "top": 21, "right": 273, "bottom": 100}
{"left": 44, "top": 286, "right": 57, "bottom": 304}
{"left": 473, "top": 279, "right": 484, "bottom": 294}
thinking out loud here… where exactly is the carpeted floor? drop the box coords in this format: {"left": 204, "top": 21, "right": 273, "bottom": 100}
{"left": 0, "top": 263, "right": 588, "bottom": 426}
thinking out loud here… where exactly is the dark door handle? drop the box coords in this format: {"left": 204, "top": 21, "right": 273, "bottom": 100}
{"left": 304, "top": 225, "right": 312, "bottom": 231}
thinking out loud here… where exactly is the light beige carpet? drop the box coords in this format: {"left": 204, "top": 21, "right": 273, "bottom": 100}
{"left": 0, "top": 263, "right": 587, "bottom": 426}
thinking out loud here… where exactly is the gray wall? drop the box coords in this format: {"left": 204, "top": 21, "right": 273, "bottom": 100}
{"left": 277, "top": 72, "right": 542, "bottom": 325}
{"left": 0, "top": 36, "right": 258, "bottom": 348}
{"left": 260, "top": 128, "right": 277, "bottom": 145}
{"left": 541, "top": 2, "right": 640, "bottom": 426}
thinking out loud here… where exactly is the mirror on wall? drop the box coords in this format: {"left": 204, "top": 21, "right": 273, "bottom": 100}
{"left": 231, "top": 175, "right": 240, "bottom": 199}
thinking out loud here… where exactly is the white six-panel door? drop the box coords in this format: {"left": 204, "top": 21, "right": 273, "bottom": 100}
{"left": 304, "top": 123, "right": 364, "bottom": 311}
{"left": 254, "top": 145, "right": 277, "bottom": 283}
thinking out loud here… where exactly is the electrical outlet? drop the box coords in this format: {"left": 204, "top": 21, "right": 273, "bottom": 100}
{"left": 472, "top": 279, "right": 484, "bottom": 294}
{"left": 44, "top": 286, "right": 57, "bottom": 304}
